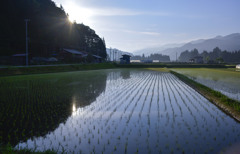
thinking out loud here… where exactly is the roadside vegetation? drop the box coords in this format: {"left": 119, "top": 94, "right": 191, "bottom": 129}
{"left": 0, "top": 63, "right": 116, "bottom": 76}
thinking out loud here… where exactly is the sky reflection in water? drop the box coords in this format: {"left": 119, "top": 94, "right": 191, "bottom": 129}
{"left": 15, "top": 69, "right": 240, "bottom": 154}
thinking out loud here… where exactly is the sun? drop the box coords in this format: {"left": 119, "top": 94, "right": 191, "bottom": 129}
{"left": 65, "top": 2, "right": 93, "bottom": 25}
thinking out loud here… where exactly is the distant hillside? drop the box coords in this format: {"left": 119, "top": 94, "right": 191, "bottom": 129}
{"left": 133, "top": 33, "right": 240, "bottom": 61}
{"left": 0, "top": 0, "right": 106, "bottom": 58}
{"left": 106, "top": 48, "right": 133, "bottom": 61}
{"left": 165, "top": 33, "right": 240, "bottom": 60}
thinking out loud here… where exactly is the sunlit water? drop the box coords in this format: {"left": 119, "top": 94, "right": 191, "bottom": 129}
{"left": 173, "top": 68, "right": 240, "bottom": 102}
{"left": 15, "top": 69, "right": 240, "bottom": 153}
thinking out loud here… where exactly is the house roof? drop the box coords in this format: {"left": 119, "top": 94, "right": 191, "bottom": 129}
{"left": 63, "top": 48, "right": 85, "bottom": 55}
{"left": 93, "top": 55, "right": 102, "bottom": 59}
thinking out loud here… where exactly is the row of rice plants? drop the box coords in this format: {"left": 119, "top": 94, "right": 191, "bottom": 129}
{"left": 12, "top": 70, "right": 240, "bottom": 153}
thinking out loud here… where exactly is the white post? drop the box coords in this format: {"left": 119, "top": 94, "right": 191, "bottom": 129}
{"left": 25, "top": 19, "right": 30, "bottom": 66}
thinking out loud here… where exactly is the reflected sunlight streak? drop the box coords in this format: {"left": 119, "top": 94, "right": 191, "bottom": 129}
{"left": 72, "top": 96, "right": 77, "bottom": 116}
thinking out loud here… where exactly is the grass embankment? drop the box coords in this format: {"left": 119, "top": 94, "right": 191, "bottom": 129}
{"left": 0, "top": 63, "right": 116, "bottom": 76}
{"left": 1, "top": 63, "right": 236, "bottom": 76}
{"left": 171, "top": 68, "right": 240, "bottom": 80}
{"left": 117, "top": 63, "right": 234, "bottom": 68}
{"left": 0, "top": 145, "right": 56, "bottom": 154}
{"left": 170, "top": 70, "right": 240, "bottom": 122}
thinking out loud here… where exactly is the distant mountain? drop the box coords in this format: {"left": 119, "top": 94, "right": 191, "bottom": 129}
{"left": 166, "top": 33, "right": 240, "bottom": 60}
{"left": 106, "top": 48, "right": 133, "bottom": 61}
{"left": 133, "top": 33, "right": 240, "bottom": 61}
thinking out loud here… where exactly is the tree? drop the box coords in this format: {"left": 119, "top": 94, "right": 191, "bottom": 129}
{"left": 0, "top": 0, "right": 107, "bottom": 59}
{"left": 216, "top": 57, "right": 224, "bottom": 63}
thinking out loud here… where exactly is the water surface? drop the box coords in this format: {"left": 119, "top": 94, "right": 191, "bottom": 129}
{"left": 172, "top": 68, "right": 240, "bottom": 101}
{"left": 11, "top": 69, "right": 240, "bottom": 154}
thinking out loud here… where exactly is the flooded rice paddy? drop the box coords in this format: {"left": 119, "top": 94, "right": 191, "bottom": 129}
{"left": 172, "top": 68, "right": 240, "bottom": 101}
{"left": 1, "top": 69, "right": 240, "bottom": 153}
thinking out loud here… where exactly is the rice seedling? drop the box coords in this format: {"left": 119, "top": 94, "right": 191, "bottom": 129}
{"left": 1, "top": 69, "right": 240, "bottom": 153}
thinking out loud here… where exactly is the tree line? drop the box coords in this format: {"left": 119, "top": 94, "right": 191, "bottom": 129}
{"left": 0, "top": 0, "right": 106, "bottom": 59}
{"left": 131, "top": 53, "right": 170, "bottom": 62}
{"left": 178, "top": 47, "right": 240, "bottom": 63}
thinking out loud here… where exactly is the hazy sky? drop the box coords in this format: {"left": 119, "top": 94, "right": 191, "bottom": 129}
{"left": 52, "top": 0, "right": 240, "bottom": 52}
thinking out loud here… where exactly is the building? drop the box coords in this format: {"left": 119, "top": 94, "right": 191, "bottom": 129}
{"left": 12, "top": 54, "right": 27, "bottom": 65}
{"left": 153, "top": 60, "right": 160, "bottom": 63}
{"left": 236, "top": 64, "right": 240, "bottom": 69}
{"left": 92, "top": 55, "right": 103, "bottom": 63}
{"left": 58, "top": 48, "right": 87, "bottom": 61}
{"left": 58, "top": 48, "right": 102, "bottom": 63}
{"left": 130, "top": 60, "right": 141, "bottom": 63}
{"left": 189, "top": 56, "right": 203, "bottom": 63}
{"left": 120, "top": 54, "right": 131, "bottom": 64}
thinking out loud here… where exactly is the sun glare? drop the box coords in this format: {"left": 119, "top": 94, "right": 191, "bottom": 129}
{"left": 65, "top": 2, "right": 93, "bottom": 24}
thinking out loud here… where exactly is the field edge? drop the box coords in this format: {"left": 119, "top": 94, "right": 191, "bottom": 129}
{"left": 169, "top": 70, "right": 240, "bottom": 122}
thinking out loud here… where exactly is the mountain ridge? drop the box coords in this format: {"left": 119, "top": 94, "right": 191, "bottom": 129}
{"left": 133, "top": 33, "right": 240, "bottom": 61}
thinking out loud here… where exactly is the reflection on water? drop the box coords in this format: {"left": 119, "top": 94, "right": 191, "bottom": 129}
{"left": 196, "top": 78, "right": 240, "bottom": 101}
{"left": 190, "top": 76, "right": 240, "bottom": 101}
{"left": 14, "top": 69, "right": 240, "bottom": 153}
{"left": 0, "top": 69, "right": 113, "bottom": 145}
{"left": 173, "top": 69, "right": 240, "bottom": 101}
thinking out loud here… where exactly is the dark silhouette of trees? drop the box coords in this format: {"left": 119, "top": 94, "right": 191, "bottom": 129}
{"left": 131, "top": 53, "right": 170, "bottom": 62}
{"left": 178, "top": 47, "right": 240, "bottom": 63}
{"left": 0, "top": 0, "right": 106, "bottom": 59}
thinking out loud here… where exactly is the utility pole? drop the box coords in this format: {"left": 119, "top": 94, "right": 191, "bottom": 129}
{"left": 110, "top": 48, "right": 112, "bottom": 61}
{"left": 25, "top": 19, "right": 30, "bottom": 66}
{"left": 115, "top": 51, "right": 117, "bottom": 61}
{"left": 176, "top": 52, "right": 177, "bottom": 62}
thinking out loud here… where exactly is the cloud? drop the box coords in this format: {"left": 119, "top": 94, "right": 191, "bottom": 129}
{"left": 94, "top": 8, "right": 172, "bottom": 17}
{"left": 123, "top": 30, "right": 161, "bottom": 36}
{"left": 101, "top": 29, "right": 162, "bottom": 36}
{"left": 74, "top": 7, "right": 172, "bottom": 17}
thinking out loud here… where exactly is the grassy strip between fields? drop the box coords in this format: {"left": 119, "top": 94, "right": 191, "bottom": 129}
{"left": 170, "top": 70, "right": 240, "bottom": 122}
{"left": 0, "top": 144, "right": 57, "bottom": 154}
{"left": 1, "top": 63, "right": 236, "bottom": 76}
{"left": 117, "top": 63, "right": 235, "bottom": 68}
{"left": 0, "top": 63, "right": 116, "bottom": 76}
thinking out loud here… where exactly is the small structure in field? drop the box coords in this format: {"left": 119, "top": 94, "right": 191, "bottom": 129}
{"left": 236, "top": 64, "right": 240, "bottom": 70}
{"left": 130, "top": 60, "right": 141, "bottom": 63}
{"left": 153, "top": 60, "right": 160, "bottom": 63}
{"left": 120, "top": 54, "right": 131, "bottom": 64}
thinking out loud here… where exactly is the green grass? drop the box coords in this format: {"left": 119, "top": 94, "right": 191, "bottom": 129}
{"left": 117, "top": 63, "right": 233, "bottom": 68}
{"left": 0, "top": 63, "right": 116, "bottom": 76}
{"left": 1, "top": 63, "right": 236, "bottom": 77}
{"left": 0, "top": 144, "right": 57, "bottom": 153}
{"left": 171, "top": 68, "right": 240, "bottom": 83}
